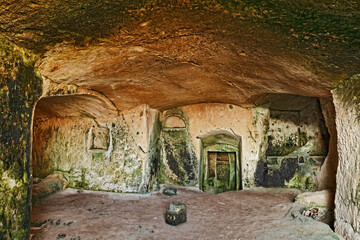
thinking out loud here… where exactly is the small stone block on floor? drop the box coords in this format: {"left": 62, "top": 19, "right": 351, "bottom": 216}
{"left": 163, "top": 187, "right": 177, "bottom": 196}
{"left": 165, "top": 202, "right": 187, "bottom": 226}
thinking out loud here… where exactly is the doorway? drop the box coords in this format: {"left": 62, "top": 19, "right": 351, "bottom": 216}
{"left": 207, "top": 151, "right": 237, "bottom": 192}
{"left": 199, "top": 132, "right": 242, "bottom": 193}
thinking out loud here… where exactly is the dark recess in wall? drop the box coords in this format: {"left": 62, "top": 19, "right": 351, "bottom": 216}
{"left": 254, "top": 158, "right": 299, "bottom": 187}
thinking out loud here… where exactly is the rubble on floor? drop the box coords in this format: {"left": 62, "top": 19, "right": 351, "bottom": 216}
{"left": 163, "top": 187, "right": 177, "bottom": 196}
{"left": 255, "top": 204, "right": 339, "bottom": 240}
{"left": 31, "top": 172, "right": 67, "bottom": 205}
{"left": 296, "top": 189, "right": 335, "bottom": 226}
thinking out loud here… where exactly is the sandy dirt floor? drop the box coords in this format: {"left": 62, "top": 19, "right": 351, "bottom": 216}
{"left": 30, "top": 186, "right": 305, "bottom": 240}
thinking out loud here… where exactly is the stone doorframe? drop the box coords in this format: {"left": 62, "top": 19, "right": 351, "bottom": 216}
{"left": 198, "top": 131, "right": 242, "bottom": 193}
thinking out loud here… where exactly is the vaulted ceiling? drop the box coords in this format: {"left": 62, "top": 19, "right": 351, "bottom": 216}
{"left": 1, "top": 0, "right": 359, "bottom": 111}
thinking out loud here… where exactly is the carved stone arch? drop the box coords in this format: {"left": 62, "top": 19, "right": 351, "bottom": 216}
{"left": 163, "top": 115, "right": 186, "bottom": 129}
{"left": 162, "top": 108, "right": 188, "bottom": 129}
{"left": 35, "top": 79, "right": 118, "bottom": 120}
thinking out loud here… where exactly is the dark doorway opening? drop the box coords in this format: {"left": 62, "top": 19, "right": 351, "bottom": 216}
{"left": 199, "top": 132, "right": 242, "bottom": 194}
{"left": 207, "top": 151, "right": 237, "bottom": 192}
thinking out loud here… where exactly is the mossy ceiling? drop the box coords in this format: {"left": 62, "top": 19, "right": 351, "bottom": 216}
{"left": 1, "top": 0, "right": 359, "bottom": 111}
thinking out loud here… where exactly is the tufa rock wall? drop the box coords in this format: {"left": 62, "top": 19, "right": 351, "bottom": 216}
{"left": 32, "top": 105, "right": 154, "bottom": 193}
{"left": 158, "top": 108, "right": 197, "bottom": 186}
{"left": 157, "top": 100, "right": 332, "bottom": 192}
{"left": 318, "top": 98, "right": 338, "bottom": 190}
{"left": 333, "top": 75, "right": 360, "bottom": 240}
{"left": 32, "top": 98, "right": 335, "bottom": 195}
{"left": 254, "top": 96, "right": 332, "bottom": 191}
{"left": 181, "top": 103, "right": 258, "bottom": 189}
{"left": 0, "top": 36, "right": 42, "bottom": 239}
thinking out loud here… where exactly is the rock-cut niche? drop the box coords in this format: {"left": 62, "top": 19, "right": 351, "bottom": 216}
{"left": 159, "top": 110, "right": 197, "bottom": 186}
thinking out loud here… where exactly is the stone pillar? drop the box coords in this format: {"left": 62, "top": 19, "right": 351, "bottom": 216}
{"left": 0, "top": 36, "right": 42, "bottom": 239}
{"left": 333, "top": 75, "right": 360, "bottom": 240}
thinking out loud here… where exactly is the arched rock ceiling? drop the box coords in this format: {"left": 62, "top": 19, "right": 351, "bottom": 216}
{"left": 35, "top": 95, "right": 118, "bottom": 120}
{"left": 1, "top": 0, "right": 359, "bottom": 111}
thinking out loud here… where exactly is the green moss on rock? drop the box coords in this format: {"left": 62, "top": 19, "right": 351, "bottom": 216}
{"left": 144, "top": 116, "right": 162, "bottom": 192}
{"left": 0, "top": 35, "right": 42, "bottom": 239}
{"left": 160, "top": 129, "right": 197, "bottom": 185}
{"left": 287, "top": 171, "right": 316, "bottom": 191}
{"left": 335, "top": 74, "right": 360, "bottom": 119}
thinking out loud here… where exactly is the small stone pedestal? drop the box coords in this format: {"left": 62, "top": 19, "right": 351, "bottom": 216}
{"left": 165, "top": 202, "right": 187, "bottom": 226}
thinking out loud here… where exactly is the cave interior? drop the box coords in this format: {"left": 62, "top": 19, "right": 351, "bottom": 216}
{"left": 0, "top": 1, "right": 359, "bottom": 239}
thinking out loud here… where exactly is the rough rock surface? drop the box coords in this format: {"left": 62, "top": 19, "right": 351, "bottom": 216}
{"left": 31, "top": 172, "right": 67, "bottom": 205}
{"left": 31, "top": 105, "right": 153, "bottom": 193}
{"left": 37, "top": 40, "right": 331, "bottom": 111}
{"left": 2, "top": 1, "right": 358, "bottom": 113}
{"left": 0, "top": 36, "right": 42, "bottom": 239}
{"left": 302, "top": 207, "right": 334, "bottom": 226}
{"left": 1, "top": 1, "right": 359, "bottom": 239}
{"left": 333, "top": 86, "right": 360, "bottom": 240}
{"left": 165, "top": 202, "right": 187, "bottom": 226}
{"left": 296, "top": 189, "right": 335, "bottom": 209}
{"left": 255, "top": 204, "right": 339, "bottom": 240}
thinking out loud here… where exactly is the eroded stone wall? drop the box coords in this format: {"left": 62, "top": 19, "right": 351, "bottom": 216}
{"left": 32, "top": 105, "right": 154, "bottom": 193}
{"left": 157, "top": 100, "right": 333, "bottom": 191}
{"left": 254, "top": 96, "right": 332, "bottom": 191}
{"left": 318, "top": 98, "right": 338, "bottom": 190}
{"left": 158, "top": 108, "right": 197, "bottom": 186}
{"left": 0, "top": 36, "right": 42, "bottom": 239}
{"left": 33, "top": 98, "right": 335, "bottom": 194}
{"left": 181, "top": 103, "right": 259, "bottom": 188}
{"left": 333, "top": 79, "right": 360, "bottom": 239}
{"left": 157, "top": 104, "right": 260, "bottom": 188}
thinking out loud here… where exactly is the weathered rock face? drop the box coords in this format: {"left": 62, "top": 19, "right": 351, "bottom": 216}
{"left": 158, "top": 109, "right": 197, "bottom": 185}
{"left": 333, "top": 75, "right": 360, "bottom": 240}
{"left": 3, "top": 1, "right": 356, "bottom": 113}
{"left": 31, "top": 172, "right": 67, "bottom": 205}
{"left": 32, "top": 96, "right": 335, "bottom": 196}
{"left": 255, "top": 205, "right": 339, "bottom": 240}
{"left": 296, "top": 189, "right": 335, "bottom": 209}
{"left": 35, "top": 78, "right": 119, "bottom": 119}
{"left": 318, "top": 98, "right": 338, "bottom": 190}
{"left": 296, "top": 189, "right": 336, "bottom": 226}
{"left": 37, "top": 41, "right": 331, "bottom": 111}
{"left": 2, "top": 1, "right": 358, "bottom": 84}
{"left": 0, "top": 36, "right": 42, "bottom": 239}
{"left": 32, "top": 105, "right": 156, "bottom": 193}
{"left": 152, "top": 99, "right": 335, "bottom": 192}
{"left": 253, "top": 95, "right": 332, "bottom": 190}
